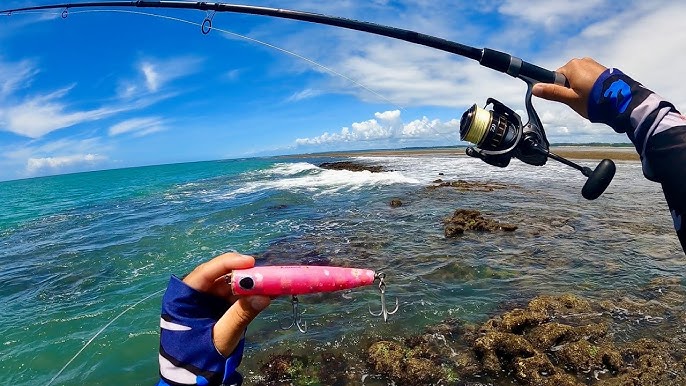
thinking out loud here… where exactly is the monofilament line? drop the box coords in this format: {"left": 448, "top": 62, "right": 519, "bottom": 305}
{"left": 46, "top": 288, "right": 165, "bottom": 386}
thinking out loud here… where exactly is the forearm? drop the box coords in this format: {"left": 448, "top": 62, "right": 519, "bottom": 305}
{"left": 644, "top": 126, "right": 686, "bottom": 251}
{"left": 588, "top": 69, "right": 686, "bottom": 252}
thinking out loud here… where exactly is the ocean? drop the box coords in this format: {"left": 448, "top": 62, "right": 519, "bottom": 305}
{"left": 1, "top": 153, "right": 683, "bottom": 385}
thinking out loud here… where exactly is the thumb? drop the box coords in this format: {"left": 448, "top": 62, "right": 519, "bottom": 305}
{"left": 213, "top": 296, "right": 271, "bottom": 357}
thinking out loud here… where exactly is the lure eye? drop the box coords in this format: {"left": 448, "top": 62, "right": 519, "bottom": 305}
{"left": 239, "top": 276, "right": 255, "bottom": 290}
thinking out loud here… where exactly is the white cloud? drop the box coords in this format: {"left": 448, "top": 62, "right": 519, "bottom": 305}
{"left": 295, "top": 109, "right": 460, "bottom": 146}
{"left": 251, "top": 0, "right": 686, "bottom": 149}
{"left": 0, "top": 137, "right": 112, "bottom": 178}
{"left": 2, "top": 0, "right": 685, "bottom": 168}
{"left": 0, "top": 54, "right": 189, "bottom": 140}
{"left": 26, "top": 153, "right": 107, "bottom": 174}
{"left": 0, "top": 58, "right": 38, "bottom": 97}
{"left": 402, "top": 117, "right": 460, "bottom": 137}
{"left": 498, "top": 0, "right": 608, "bottom": 29}
{"left": 1, "top": 86, "right": 123, "bottom": 138}
{"left": 223, "top": 69, "right": 242, "bottom": 81}
{"left": 114, "top": 56, "right": 203, "bottom": 99}
{"left": 515, "top": 1, "right": 686, "bottom": 141}
{"left": 141, "top": 62, "right": 161, "bottom": 92}
{"left": 109, "top": 117, "right": 166, "bottom": 137}
{"left": 137, "top": 56, "right": 203, "bottom": 94}
{"left": 287, "top": 88, "right": 323, "bottom": 102}
{"left": 573, "top": 3, "right": 686, "bottom": 107}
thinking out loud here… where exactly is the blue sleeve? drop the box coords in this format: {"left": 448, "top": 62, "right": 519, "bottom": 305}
{"left": 157, "top": 276, "right": 244, "bottom": 386}
{"left": 587, "top": 68, "right": 686, "bottom": 253}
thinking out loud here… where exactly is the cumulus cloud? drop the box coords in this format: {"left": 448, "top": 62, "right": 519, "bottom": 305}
{"left": 295, "top": 109, "right": 460, "bottom": 146}
{"left": 260, "top": 0, "right": 686, "bottom": 148}
{"left": 0, "top": 137, "right": 112, "bottom": 178}
{"left": 26, "top": 153, "right": 107, "bottom": 174}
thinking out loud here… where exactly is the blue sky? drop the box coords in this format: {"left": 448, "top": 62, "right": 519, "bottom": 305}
{"left": 0, "top": 0, "right": 685, "bottom": 181}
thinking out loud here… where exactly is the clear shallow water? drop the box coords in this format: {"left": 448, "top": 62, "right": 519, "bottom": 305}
{"left": 0, "top": 154, "right": 682, "bottom": 385}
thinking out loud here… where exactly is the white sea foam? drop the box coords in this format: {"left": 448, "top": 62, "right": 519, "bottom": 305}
{"left": 221, "top": 162, "right": 420, "bottom": 198}
{"left": 352, "top": 155, "right": 601, "bottom": 184}
{"left": 192, "top": 157, "right": 646, "bottom": 202}
{"left": 267, "top": 162, "right": 321, "bottom": 176}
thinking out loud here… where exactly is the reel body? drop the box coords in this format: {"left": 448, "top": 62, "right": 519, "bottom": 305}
{"left": 459, "top": 87, "right": 616, "bottom": 200}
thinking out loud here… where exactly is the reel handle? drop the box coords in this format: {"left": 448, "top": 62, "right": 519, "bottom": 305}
{"left": 581, "top": 159, "right": 616, "bottom": 200}
{"left": 480, "top": 48, "right": 569, "bottom": 87}
{"left": 535, "top": 147, "right": 616, "bottom": 200}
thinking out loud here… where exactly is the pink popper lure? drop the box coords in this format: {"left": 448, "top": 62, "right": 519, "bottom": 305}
{"left": 226, "top": 265, "right": 397, "bottom": 332}
{"left": 230, "top": 266, "right": 376, "bottom": 296}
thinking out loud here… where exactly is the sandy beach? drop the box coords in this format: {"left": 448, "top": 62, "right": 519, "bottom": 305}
{"left": 295, "top": 145, "right": 640, "bottom": 161}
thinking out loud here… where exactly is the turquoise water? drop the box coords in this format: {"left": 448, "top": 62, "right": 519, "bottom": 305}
{"left": 1, "top": 154, "right": 682, "bottom": 385}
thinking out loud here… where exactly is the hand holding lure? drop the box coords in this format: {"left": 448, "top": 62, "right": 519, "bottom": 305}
{"left": 227, "top": 266, "right": 398, "bottom": 333}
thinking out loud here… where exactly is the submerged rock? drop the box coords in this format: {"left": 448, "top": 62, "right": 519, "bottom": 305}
{"left": 444, "top": 209, "right": 518, "bottom": 237}
{"left": 258, "top": 351, "right": 350, "bottom": 386}
{"left": 428, "top": 179, "right": 510, "bottom": 192}
{"left": 390, "top": 198, "right": 403, "bottom": 207}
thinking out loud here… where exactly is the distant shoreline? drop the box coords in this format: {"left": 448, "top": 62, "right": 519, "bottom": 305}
{"left": 290, "top": 145, "right": 640, "bottom": 161}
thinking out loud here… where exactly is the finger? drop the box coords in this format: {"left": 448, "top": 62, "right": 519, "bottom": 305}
{"left": 533, "top": 83, "right": 590, "bottom": 118}
{"left": 213, "top": 296, "right": 271, "bottom": 356}
{"left": 532, "top": 83, "right": 579, "bottom": 104}
{"left": 184, "top": 252, "right": 255, "bottom": 292}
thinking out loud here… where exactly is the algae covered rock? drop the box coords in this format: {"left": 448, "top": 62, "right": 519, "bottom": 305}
{"left": 443, "top": 208, "right": 518, "bottom": 237}
{"left": 367, "top": 336, "right": 456, "bottom": 385}
{"left": 389, "top": 198, "right": 402, "bottom": 207}
{"left": 253, "top": 288, "right": 686, "bottom": 386}
{"left": 318, "top": 161, "right": 385, "bottom": 173}
{"left": 259, "top": 352, "right": 320, "bottom": 385}
{"left": 428, "top": 179, "right": 509, "bottom": 192}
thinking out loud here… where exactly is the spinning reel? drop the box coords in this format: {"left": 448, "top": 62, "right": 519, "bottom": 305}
{"left": 459, "top": 83, "right": 616, "bottom": 200}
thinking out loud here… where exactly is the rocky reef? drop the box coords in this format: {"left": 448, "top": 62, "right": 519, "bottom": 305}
{"left": 444, "top": 209, "right": 518, "bottom": 237}
{"left": 250, "top": 282, "right": 686, "bottom": 386}
{"left": 428, "top": 179, "right": 510, "bottom": 192}
{"left": 318, "top": 161, "right": 386, "bottom": 173}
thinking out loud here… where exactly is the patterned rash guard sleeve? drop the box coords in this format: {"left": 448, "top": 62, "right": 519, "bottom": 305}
{"left": 587, "top": 68, "right": 686, "bottom": 253}
{"left": 157, "top": 276, "right": 244, "bottom": 386}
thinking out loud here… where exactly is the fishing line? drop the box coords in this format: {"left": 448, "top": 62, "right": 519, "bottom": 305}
{"left": 46, "top": 288, "right": 165, "bottom": 386}
{"left": 63, "top": 8, "right": 460, "bottom": 145}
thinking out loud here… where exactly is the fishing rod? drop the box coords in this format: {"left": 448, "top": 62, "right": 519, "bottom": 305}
{"left": 1, "top": 1, "right": 616, "bottom": 199}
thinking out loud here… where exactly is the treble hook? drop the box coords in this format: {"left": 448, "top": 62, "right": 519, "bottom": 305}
{"left": 281, "top": 295, "right": 307, "bottom": 333}
{"left": 201, "top": 10, "right": 215, "bottom": 35}
{"left": 61, "top": 7, "right": 68, "bottom": 19}
{"left": 369, "top": 272, "right": 399, "bottom": 322}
